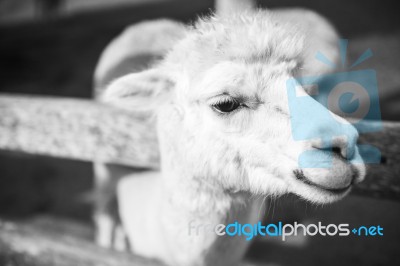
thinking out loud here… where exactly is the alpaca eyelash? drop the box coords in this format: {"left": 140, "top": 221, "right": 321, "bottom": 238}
{"left": 209, "top": 94, "right": 241, "bottom": 105}
{"left": 212, "top": 97, "right": 237, "bottom": 106}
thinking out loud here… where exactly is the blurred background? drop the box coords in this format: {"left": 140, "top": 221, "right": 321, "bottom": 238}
{"left": 0, "top": 0, "right": 399, "bottom": 265}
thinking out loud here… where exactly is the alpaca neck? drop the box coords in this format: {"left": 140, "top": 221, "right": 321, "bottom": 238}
{"left": 159, "top": 170, "right": 264, "bottom": 266}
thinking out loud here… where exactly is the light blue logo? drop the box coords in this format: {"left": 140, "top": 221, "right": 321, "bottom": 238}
{"left": 188, "top": 220, "right": 384, "bottom": 241}
{"left": 287, "top": 39, "right": 382, "bottom": 168}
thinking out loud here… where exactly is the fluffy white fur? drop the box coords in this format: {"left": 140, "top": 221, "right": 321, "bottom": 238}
{"left": 96, "top": 9, "right": 366, "bottom": 266}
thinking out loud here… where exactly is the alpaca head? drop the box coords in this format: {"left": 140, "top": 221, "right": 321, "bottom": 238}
{"left": 104, "top": 12, "right": 365, "bottom": 204}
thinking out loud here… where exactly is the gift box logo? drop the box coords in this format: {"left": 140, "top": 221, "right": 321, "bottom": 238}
{"left": 287, "top": 39, "right": 382, "bottom": 168}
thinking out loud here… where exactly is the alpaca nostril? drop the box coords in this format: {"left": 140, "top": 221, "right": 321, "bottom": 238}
{"left": 317, "top": 146, "right": 345, "bottom": 159}
{"left": 332, "top": 147, "right": 342, "bottom": 157}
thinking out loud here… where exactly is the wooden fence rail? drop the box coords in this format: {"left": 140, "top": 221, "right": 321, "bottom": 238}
{"left": 0, "top": 93, "right": 399, "bottom": 201}
{"left": 0, "top": 94, "right": 159, "bottom": 168}
{"left": 0, "top": 219, "right": 165, "bottom": 266}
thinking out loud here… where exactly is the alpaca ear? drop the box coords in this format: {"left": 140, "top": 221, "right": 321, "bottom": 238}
{"left": 102, "top": 69, "right": 174, "bottom": 111}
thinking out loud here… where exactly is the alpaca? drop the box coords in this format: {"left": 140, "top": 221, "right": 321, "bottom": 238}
{"left": 94, "top": 9, "right": 366, "bottom": 266}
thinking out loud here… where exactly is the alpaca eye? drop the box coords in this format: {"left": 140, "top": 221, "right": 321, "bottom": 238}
{"left": 212, "top": 99, "right": 240, "bottom": 113}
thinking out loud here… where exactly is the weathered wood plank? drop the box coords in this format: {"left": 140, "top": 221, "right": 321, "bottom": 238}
{"left": 355, "top": 121, "right": 400, "bottom": 200}
{"left": 0, "top": 94, "right": 159, "bottom": 168}
{"left": 0, "top": 94, "right": 399, "bottom": 200}
{"left": 0, "top": 219, "right": 165, "bottom": 266}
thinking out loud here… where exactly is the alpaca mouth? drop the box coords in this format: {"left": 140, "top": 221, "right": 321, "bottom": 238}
{"left": 293, "top": 169, "right": 352, "bottom": 195}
